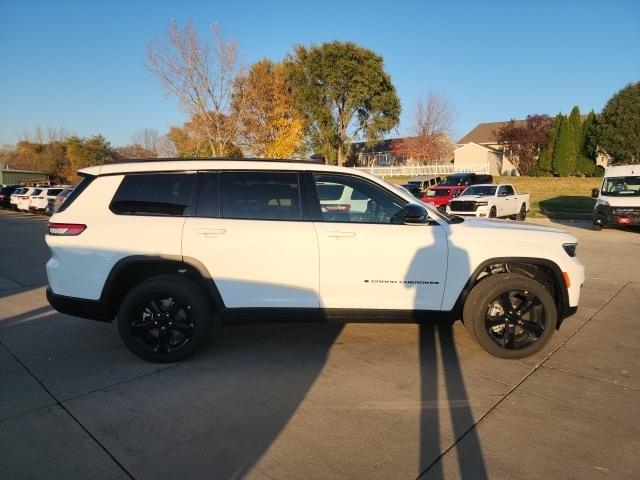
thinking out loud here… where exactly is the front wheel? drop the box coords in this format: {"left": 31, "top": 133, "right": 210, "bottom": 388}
{"left": 488, "top": 207, "right": 497, "bottom": 218}
{"left": 463, "top": 273, "right": 557, "bottom": 358}
{"left": 117, "top": 275, "right": 212, "bottom": 363}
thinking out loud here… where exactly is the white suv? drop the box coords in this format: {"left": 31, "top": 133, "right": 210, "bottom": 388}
{"left": 46, "top": 159, "right": 585, "bottom": 362}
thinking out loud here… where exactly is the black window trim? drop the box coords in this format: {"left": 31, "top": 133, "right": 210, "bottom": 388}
{"left": 108, "top": 171, "right": 198, "bottom": 218}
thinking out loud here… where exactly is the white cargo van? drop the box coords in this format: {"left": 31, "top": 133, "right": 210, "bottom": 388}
{"left": 592, "top": 164, "right": 640, "bottom": 230}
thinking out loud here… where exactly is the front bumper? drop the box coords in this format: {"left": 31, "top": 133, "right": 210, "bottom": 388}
{"left": 594, "top": 205, "right": 640, "bottom": 227}
{"left": 46, "top": 287, "right": 112, "bottom": 322}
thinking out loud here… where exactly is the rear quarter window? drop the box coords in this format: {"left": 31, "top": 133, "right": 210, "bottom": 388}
{"left": 57, "top": 176, "right": 94, "bottom": 213}
{"left": 110, "top": 173, "right": 196, "bottom": 216}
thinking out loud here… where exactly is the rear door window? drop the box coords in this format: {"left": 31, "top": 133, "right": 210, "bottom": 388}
{"left": 110, "top": 173, "right": 196, "bottom": 216}
{"left": 195, "top": 172, "right": 220, "bottom": 218}
{"left": 220, "top": 171, "right": 301, "bottom": 221}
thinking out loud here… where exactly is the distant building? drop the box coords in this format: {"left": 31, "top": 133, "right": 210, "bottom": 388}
{"left": 0, "top": 168, "right": 50, "bottom": 186}
{"left": 349, "top": 136, "right": 454, "bottom": 167}
{"left": 456, "top": 117, "right": 609, "bottom": 175}
{"left": 455, "top": 121, "right": 519, "bottom": 176}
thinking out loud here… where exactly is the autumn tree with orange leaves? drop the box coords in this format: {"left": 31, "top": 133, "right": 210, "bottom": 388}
{"left": 233, "top": 60, "right": 306, "bottom": 158}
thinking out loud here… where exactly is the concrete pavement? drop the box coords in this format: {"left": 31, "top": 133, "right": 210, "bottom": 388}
{"left": 0, "top": 210, "right": 639, "bottom": 479}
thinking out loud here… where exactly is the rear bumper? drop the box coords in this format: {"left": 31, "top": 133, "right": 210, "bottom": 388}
{"left": 46, "top": 287, "right": 112, "bottom": 322}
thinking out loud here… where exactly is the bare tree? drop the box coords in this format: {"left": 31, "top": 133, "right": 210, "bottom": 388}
{"left": 390, "top": 92, "right": 455, "bottom": 163}
{"left": 131, "top": 128, "right": 161, "bottom": 157}
{"left": 145, "top": 20, "right": 246, "bottom": 157}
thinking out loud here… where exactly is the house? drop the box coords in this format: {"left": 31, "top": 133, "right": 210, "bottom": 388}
{"left": 456, "top": 117, "right": 610, "bottom": 175}
{"left": 349, "top": 136, "right": 454, "bottom": 167}
{"left": 455, "top": 121, "right": 519, "bottom": 176}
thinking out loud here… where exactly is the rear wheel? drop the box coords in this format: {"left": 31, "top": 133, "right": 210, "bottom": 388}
{"left": 117, "top": 275, "right": 212, "bottom": 363}
{"left": 463, "top": 273, "right": 557, "bottom": 358}
{"left": 515, "top": 203, "right": 527, "bottom": 221}
{"left": 592, "top": 222, "right": 602, "bottom": 231}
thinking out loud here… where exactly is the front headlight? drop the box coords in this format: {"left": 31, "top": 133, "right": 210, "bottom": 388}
{"left": 562, "top": 243, "right": 577, "bottom": 257}
{"left": 476, "top": 201, "right": 488, "bottom": 206}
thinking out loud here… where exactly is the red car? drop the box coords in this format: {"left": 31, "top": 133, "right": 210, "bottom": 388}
{"left": 421, "top": 172, "right": 493, "bottom": 211}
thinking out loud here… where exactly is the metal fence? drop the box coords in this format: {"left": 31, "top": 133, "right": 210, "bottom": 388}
{"left": 354, "top": 163, "right": 490, "bottom": 177}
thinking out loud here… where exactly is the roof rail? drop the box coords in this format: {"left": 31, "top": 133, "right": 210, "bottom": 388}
{"left": 109, "top": 157, "right": 327, "bottom": 165}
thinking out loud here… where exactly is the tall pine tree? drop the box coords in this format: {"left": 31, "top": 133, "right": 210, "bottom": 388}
{"left": 554, "top": 106, "right": 582, "bottom": 176}
{"left": 551, "top": 114, "right": 566, "bottom": 174}
{"left": 576, "top": 110, "right": 598, "bottom": 176}
{"left": 536, "top": 113, "right": 562, "bottom": 175}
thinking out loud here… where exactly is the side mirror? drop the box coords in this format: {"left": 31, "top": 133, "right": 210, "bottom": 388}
{"left": 404, "top": 203, "right": 430, "bottom": 225}
{"left": 591, "top": 188, "right": 599, "bottom": 198}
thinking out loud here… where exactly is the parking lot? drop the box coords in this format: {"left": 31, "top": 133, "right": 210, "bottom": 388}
{"left": 1, "top": 209, "right": 639, "bottom": 480}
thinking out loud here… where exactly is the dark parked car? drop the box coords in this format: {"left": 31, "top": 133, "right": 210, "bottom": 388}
{"left": 0, "top": 185, "right": 20, "bottom": 208}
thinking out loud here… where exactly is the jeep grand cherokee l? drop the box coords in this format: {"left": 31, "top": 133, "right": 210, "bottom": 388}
{"left": 46, "top": 159, "right": 584, "bottom": 362}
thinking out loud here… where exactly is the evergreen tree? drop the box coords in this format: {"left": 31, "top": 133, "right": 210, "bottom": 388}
{"left": 536, "top": 113, "right": 562, "bottom": 175}
{"left": 596, "top": 82, "right": 640, "bottom": 164}
{"left": 554, "top": 106, "right": 581, "bottom": 176}
{"left": 576, "top": 110, "right": 598, "bottom": 176}
{"left": 551, "top": 114, "right": 566, "bottom": 174}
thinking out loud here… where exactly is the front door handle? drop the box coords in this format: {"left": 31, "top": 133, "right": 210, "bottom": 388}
{"left": 326, "top": 231, "right": 356, "bottom": 238}
{"left": 196, "top": 228, "right": 226, "bottom": 237}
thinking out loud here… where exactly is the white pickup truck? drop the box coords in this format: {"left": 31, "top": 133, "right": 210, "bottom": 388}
{"left": 446, "top": 184, "right": 530, "bottom": 220}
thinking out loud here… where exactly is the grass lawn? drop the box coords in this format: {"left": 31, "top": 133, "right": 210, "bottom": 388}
{"left": 387, "top": 175, "right": 601, "bottom": 220}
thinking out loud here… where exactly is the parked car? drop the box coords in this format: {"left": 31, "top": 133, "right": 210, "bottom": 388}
{"left": 10, "top": 187, "right": 26, "bottom": 210}
{"left": 592, "top": 164, "right": 640, "bottom": 230}
{"left": 16, "top": 187, "right": 40, "bottom": 211}
{"left": 30, "top": 187, "right": 66, "bottom": 214}
{"left": 0, "top": 185, "right": 20, "bottom": 208}
{"left": 46, "top": 159, "right": 584, "bottom": 363}
{"left": 399, "top": 183, "right": 422, "bottom": 198}
{"left": 422, "top": 173, "right": 494, "bottom": 211}
{"left": 446, "top": 184, "right": 530, "bottom": 220}
{"left": 406, "top": 175, "right": 443, "bottom": 192}
{"left": 48, "top": 187, "right": 75, "bottom": 215}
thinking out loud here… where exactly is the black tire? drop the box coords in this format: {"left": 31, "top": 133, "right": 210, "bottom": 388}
{"left": 515, "top": 203, "right": 527, "bottom": 221}
{"left": 592, "top": 222, "right": 602, "bottom": 231}
{"left": 489, "top": 207, "right": 497, "bottom": 218}
{"left": 463, "top": 273, "right": 557, "bottom": 359}
{"left": 117, "top": 274, "right": 212, "bottom": 363}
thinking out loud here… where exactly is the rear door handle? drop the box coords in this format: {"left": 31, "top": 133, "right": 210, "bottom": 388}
{"left": 196, "top": 228, "right": 226, "bottom": 237}
{"left": 326, "top": 231, "right": 356, "bottom": 238}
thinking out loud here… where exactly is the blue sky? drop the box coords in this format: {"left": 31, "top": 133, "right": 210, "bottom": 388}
{"left": 0, "top": 0, "right": 638, "bottom": 146}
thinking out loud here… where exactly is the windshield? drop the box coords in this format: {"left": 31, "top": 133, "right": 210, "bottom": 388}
{"left": 462, "top": 185, "right": 496, "bottom": 196}
{"left": 601, "top": 176, "right": 640, "bottom": 197}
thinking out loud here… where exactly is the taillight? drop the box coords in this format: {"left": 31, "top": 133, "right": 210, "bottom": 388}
{"left": 48, "top": 223, "right": 87, "bottom": 236}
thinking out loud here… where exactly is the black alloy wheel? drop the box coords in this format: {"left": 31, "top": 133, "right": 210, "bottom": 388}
{"left": 130, "top": 295, "right": 195, "bottom": 354}
{"left": 118, "top": 275, "right": 212, "bottom": 362}
{"left": 516, "top": 203, "right": 527, "bottom": 221}
{"left": 489, "top": 207, "right": 497, "bottom": 218}
{"left": 463, "top": 273, "right": 557, "bottom": 358}
{"left": 484, "top": 289, "right": 545, "bottom": 350}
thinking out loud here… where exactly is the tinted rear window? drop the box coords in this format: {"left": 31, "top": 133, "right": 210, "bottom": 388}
{"left": 221, "top": 171, "right": 301, "bottom": 221}
{"left": 110, "top": 173, "right": 196, "bottom": 216}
